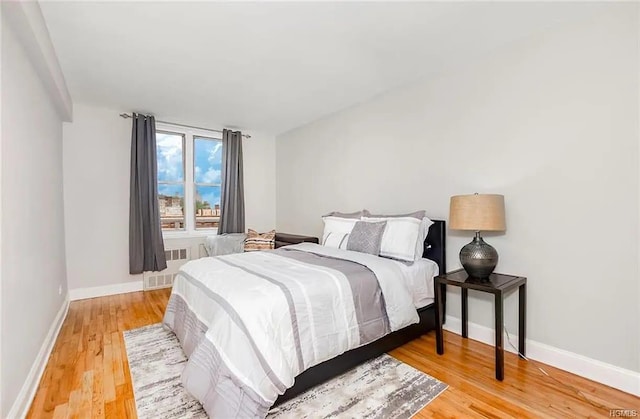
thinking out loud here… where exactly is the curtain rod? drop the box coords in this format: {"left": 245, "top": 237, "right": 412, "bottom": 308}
{"left": 119, "top": 113, "right": 251, "bottom": 139}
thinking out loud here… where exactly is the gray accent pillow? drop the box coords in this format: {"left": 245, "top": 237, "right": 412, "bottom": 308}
{"left": 323, "top": 209, "right": 365, "bottom": 218}
{"left": 362, "top": 209, "right": 426, "bottom": 220}
{"left": 347, "top": 221, "right": 387, "bottom": 255}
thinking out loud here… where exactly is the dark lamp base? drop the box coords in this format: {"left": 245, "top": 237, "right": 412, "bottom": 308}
{"left": 460, "top": 232, "right": 498, "bottom": 279}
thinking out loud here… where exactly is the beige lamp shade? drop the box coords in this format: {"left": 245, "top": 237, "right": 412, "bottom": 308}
{"left": 449, "top": 194, "right": 506, "bottom": 232}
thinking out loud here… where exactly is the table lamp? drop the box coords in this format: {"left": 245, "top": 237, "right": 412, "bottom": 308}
{"left": 449, "top": 194, "right": 506, "bottom": 279}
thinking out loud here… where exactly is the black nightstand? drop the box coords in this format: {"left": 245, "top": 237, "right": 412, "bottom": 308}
{"left": 434, "top": 269, "right": 527, "bottom": 381}
{"left": 274, "top": 233, "right": 319, "bottom": 249}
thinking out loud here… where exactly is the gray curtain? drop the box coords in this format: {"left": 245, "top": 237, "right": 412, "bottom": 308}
{"left": 129, "top": 113, "right": 167, "bottom": 274}
{"left": 218, "top": 129, "right": 245, "bottom": 234}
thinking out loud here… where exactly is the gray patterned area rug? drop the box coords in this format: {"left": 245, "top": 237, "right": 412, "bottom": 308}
{"left": 124, "top": 323, "right": 448, "bottom": 419}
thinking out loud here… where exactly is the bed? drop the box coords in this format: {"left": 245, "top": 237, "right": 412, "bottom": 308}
{"left": 162, "top": 219, "right": 446, "bottom": 418}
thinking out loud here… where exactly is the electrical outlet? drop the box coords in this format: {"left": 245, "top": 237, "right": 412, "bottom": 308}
{"left": 58, "top": 284, "right": 62, "bottom": 295}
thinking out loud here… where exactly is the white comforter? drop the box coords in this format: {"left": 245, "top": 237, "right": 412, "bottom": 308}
{"left": 165, "top": 243, "right": 419, "bottom": 417}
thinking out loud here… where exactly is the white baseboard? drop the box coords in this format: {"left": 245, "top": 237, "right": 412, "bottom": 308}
{"left": 443, "top": 316, "right": 640, "bottom": 397}
{"left": 69, "top": 280, "right": 143, "bottom": 301}
{"left": 7, "top": 294, "right": 70, "bottom": 418}
{"left": 8, "top": 282, "right": 144, "bottom": 416}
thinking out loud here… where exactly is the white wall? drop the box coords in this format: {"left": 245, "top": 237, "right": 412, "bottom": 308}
{"left": 63, "top": 103, "right": 276, "bottom": 291}
{"left": 1, "top": 7, "right": 4, "bottom": 414}
{"left": 62, "top": 104, "right": 139, "bottom": 290}
{"left": 244, "top": 129, "right": 278, "bottom": 233}
{"left": 1, "top": 15, "right": 68, "bottom": 417}
{"left": 276, "top": 6, "right": 639, "bottom": 374}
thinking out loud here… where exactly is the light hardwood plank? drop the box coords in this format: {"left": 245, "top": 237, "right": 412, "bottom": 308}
{"left": 51, "top": 403, "right": 68, "bottom": 419}
{"left": 26, "top": 288, "right": 639, "bottom": 418}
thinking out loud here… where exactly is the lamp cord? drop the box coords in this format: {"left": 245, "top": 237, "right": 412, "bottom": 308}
{"left": 272, "top": 326, "right": 618, "bottom": 414}
{"left": 503, "top": 325, "right": 614, "bottom": 412}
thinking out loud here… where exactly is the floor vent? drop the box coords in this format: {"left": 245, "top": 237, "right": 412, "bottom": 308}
{"left": 144, "top": 247, "right": 190, "bottom": 290}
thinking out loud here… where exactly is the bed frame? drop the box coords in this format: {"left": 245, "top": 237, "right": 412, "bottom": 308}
{"left": 274, "top": 219, "right": 446, "bottom": 405}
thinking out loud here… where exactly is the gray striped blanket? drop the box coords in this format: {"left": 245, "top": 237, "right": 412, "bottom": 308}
{"left": 162, "top": 243, "right": 419, "bottom": 418}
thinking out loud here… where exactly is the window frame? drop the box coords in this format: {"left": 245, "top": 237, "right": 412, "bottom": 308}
{"left": 156, "top": 122, "right": 223, "bottom": 238}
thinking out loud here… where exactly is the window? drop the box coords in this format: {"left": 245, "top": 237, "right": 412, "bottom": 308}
{"left": 194, "top": 137, "right": 222, "bottom": 229}
{"left": 156, "top": 124, "right": 222, "bottom": 233}
{"left": 157, "top": 131, "right": 185, "bottom": 230}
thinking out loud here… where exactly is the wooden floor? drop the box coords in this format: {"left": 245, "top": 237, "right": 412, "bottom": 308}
{"left": 27, "top": 289, "right": 638, "bottom": 418}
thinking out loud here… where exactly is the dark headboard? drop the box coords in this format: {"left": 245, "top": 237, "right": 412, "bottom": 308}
{"left": 423, "top": 220, "right": 446, "bottom": 275}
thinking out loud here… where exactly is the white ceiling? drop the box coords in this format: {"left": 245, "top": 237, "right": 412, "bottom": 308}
{"left": 40, "top": 1, "right": 605, "bottom": 135}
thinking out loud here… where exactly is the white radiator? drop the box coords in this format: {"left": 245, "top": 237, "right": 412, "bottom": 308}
{"left": 143, "top": 239, "right": 208, "bottom": 290}
{"left": 142, "top": 237, "right": 207, "bottom": 291}
{"left": 144, "top": 271, "right": 178, "bottom": 290}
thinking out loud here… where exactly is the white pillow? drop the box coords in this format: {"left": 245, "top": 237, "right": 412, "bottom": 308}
{"left": 362, "top": 211, "right": 433, "bottom": 262}
{"left": 321, "top": 216, "right": 358, "bottom": 250}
